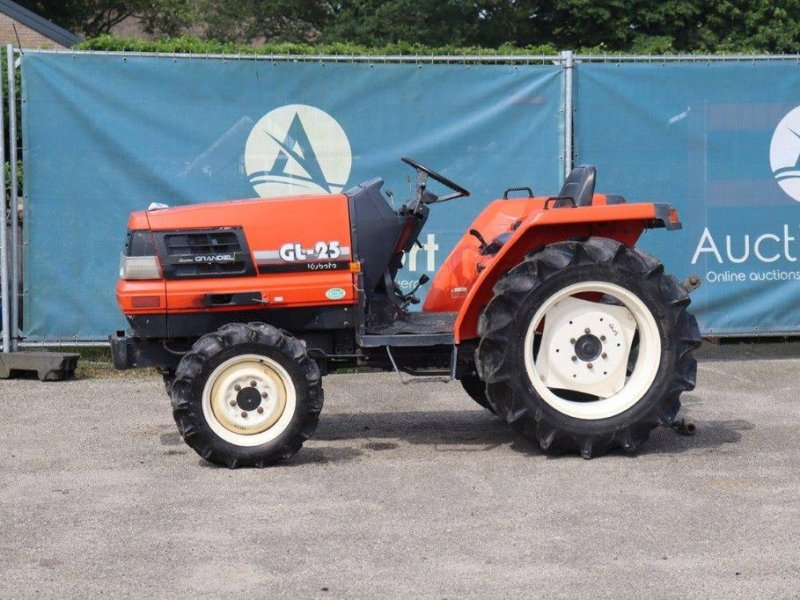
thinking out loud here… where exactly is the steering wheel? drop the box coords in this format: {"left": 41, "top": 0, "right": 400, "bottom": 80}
{"left": 401, "top": 156, "right": 470, "bottom": 211}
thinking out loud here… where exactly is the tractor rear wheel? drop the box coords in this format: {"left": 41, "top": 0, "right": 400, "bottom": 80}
{"left": 170, "top": 323, "right": 323, "bottom": 468}
{"left": 160, "top": 369, "right": 175, "bottom": 395}
{"left": 459, "top": 373, "right": 496, "bottom": 414}
{"left": 476, "top": 237, "right": 700, "bottom": 458}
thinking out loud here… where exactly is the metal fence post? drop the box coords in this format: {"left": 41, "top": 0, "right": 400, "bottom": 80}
{"left": 7, "top": 44, "right": 18, "bottom": 351}
{"left": 561, "top": 50, "right": 574, "bottom": 179}
{"left": 0, "top": 46, "right": 8, "bottom": 352}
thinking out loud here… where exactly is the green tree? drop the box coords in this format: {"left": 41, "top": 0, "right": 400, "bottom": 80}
{"left": 16, "top": 0, "right": 194, "bottom": 37}
{"left": 322, "top": 0, "right": 481, "bottom": 46}
{"left": 197, "top": 0, "right": 331, "bottom": 43}
{"left": 19, "top": 0, "right": 800, "bottom": 53}
{"left": 693, "top": 0, "right": 800, "bottom": 53}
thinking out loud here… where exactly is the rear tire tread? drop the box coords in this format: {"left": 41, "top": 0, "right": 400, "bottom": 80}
{"left": 476, "top": 237, "right": 701, "bottom": 458}
{"left": 459, "top": 372, "right": 497, "bottom": 414}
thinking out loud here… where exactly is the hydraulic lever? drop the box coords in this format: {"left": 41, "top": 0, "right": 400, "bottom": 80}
{"left": 402, "top": 274, "right": 430, "bottom": 307}
{"left": 469, "top": 228, "right": 488, "bottom": 250}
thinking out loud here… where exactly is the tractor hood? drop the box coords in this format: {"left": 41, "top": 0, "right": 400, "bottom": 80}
{"left": 127, "top": 194, "right": 345, "bottom": 231}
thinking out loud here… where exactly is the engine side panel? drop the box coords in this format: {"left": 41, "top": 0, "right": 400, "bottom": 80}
{"left": 118, "top": 194, "right": 356, "bottom": 338}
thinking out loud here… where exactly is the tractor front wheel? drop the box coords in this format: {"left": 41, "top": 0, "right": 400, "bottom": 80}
{"left": 169, "top": 323, "right": 323, "bottom": 468}
{"left": 476, "top": 237, "right": 700, "bottom": 458}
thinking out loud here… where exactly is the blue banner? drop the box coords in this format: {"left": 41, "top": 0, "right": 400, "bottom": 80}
{"left": 575, "top": 61, "right": 800, "bottom": 335}
{"left": 21, "top": 52, "right": 564, "bottom": 341}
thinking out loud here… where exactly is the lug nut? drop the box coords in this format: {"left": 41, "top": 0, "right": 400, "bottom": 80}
{"left": 601, "top": 352, "right": 607, "bottom": 359}
{"left": 234, "top": 384, "right": 241, "bottom": 392}
{"left": 584, "top": 328, "right": 591, "bottom": 334}
{"left": 229, "top": 400, "right": 237, "bottom": 406}
{"left": 257, "top": 407, "right": 264, "bottom": 414}
{"left": 241, "top": 411, "right": 248, "bottom": 419}
{"left": 570, "top": 338, "right": 576, "bottom": 344}
{"left": 261, "top": 392, "right": 268, "bottom": 399}
{"left": 600, "top": 335, "right": 606, "bottom": 341}
{"left": 587, "top": 363, "right": 593, "bottom": 369}
{"left": 250, "top": 380, "right": 257, "bottom": 387}
{"left": 571, "top": 355, "right": 577, "bottom": 362}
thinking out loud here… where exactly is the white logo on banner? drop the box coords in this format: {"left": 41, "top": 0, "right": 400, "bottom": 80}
{"left": 244, "top": 104, "right": 352, "bottom": 198}
{"left": 770, "top": 106, "right": 800, "bottom": 202}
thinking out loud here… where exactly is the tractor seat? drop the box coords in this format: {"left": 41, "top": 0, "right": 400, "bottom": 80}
{"left": 553, "top": 165, "right": 597, "bottom": 208}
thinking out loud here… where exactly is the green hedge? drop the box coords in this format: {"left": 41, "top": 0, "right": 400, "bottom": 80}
{"left": 77, "top": 34, "right": 769, "bottom": 58}
{"left": 77, "top": 35, "right": 560, "bottom": 57}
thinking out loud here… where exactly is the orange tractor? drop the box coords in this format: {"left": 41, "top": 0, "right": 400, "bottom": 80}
{"left": 112, "top": 158, "right": 700, "bottom": 467}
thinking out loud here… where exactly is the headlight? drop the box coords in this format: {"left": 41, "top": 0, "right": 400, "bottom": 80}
{"left": 120, "top": 255, "right": 162, "bottom": 280}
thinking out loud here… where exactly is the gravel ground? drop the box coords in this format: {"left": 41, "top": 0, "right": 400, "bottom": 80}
{"left": 1, "top": 344, "right": 799, "bottom": 598}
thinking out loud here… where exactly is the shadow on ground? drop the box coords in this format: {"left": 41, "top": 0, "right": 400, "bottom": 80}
{"left": 312, "top": 408, "right": 750, "bottom": 460}
{"left": 156, "top": 398, "right": 752, "bottom": 466}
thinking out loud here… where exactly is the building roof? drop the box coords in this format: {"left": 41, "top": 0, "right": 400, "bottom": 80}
{"left": 0, "top": 0, "right": 82, "bottom": 48}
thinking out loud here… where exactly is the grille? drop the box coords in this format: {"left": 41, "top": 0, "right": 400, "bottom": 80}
{"left": 160, "top": 229, "right": 250, "bottom": 278}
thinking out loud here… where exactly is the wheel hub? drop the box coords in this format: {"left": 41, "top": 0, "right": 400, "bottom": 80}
{"left": 236, "top": 386, "right": 262, "bottom": 411}
{"left": 208, "top": 359, "right": 287, "bottom": 436}
{"left": 574, "top": 333, "right": 602, "bottom": 362}
{"left": 533, "top": 296, "right": 638, "bottom": 399}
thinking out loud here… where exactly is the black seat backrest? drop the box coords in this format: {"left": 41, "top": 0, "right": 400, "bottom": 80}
{"left": 557, "top": 165, "right": 597, "bottom": 207}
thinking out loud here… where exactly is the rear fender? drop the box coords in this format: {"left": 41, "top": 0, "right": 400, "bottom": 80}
{"left": 453, "top": 203, "right": 679, "bottom": 342}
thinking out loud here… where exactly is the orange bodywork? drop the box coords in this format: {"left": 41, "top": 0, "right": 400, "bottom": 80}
{"left": 423, "top": 194, "right": 675, "bottom": 342}
{"left": 118, "top": 189, "right": 677, "bottom": 346}
{"left": 117, "top": 194, "right": 355, "bottom": 316}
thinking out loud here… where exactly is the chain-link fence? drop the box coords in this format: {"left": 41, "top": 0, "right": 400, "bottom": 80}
{"left": 4, "top": 49, "right": 800, "bottom": 348}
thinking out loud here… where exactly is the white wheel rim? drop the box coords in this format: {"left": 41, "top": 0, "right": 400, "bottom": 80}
{"left": 201, "top": 354, "right": 297, "bottom": 446}
{"left": 523, "top": 281, "right": 661, "bottom": 420}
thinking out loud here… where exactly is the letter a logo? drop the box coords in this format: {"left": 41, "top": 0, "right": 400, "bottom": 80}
{"left": 770, "top": 105, "right": 800, "bottom": 203}
{"left": 245, "top": 104, "right": 352, "bottom": 198}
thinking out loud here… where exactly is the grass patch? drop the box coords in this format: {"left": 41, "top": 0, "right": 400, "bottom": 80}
{"left": 31, "top": 346, "right": 159, "bottom": 380}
